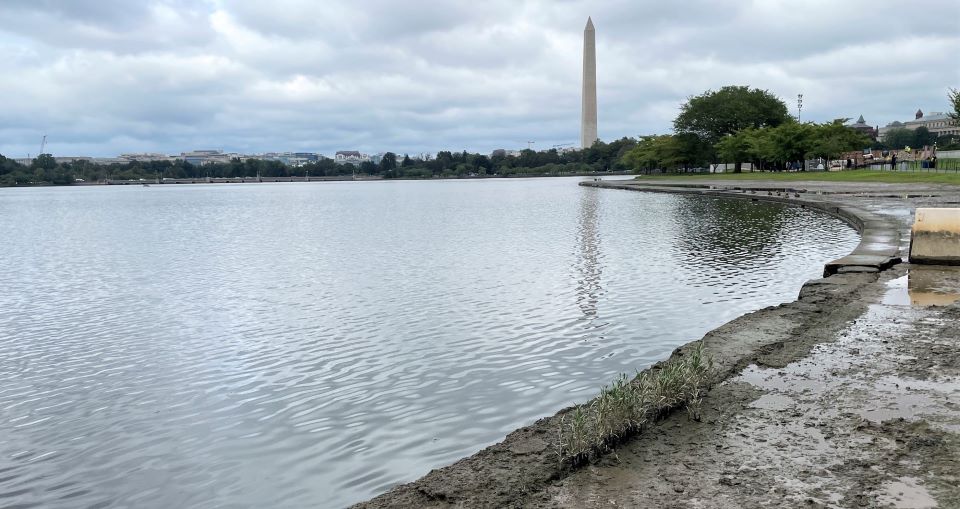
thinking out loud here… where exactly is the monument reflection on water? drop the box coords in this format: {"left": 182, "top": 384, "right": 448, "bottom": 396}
{"left": 575, "top": 186, "right": 602, "bottom": 320}
{"left": 0, "top": 178, "right": 860, "bottom": 508}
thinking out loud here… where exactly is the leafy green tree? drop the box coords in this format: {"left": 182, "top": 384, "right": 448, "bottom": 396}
{"left": 674, "top": 86, "right": 791, "bottom": 143}
{"left": 379, "top": 152, "right": 397, "bottom": 173}
{"left": 435, "top": 151, "right": 454, "bottom": 171}
{"left": 883, "top": 128, "right": 914, "bottom": 150}
{"left": 938, "top": 134, "right": 960, "bottom": 151}
{"left": 0, "top": 154, "right": 21, "bottom": 176}
{"left": 912, "top": 126, "right": 936, "bottom": 148}
{"left": 265, "top": 160, "right": 286, "bottom": 177}
{"left": 769, "top": 122, "right": 818, "bottom": 165}
{"left": 359, "top": 161, "right": 377, "bottom": 174}
{"left": 622, "top": 135, "right": 687, "bottom": 171}
{"left": 516, "top": 148, "right": 538, "bottom": 168}
{"left": 807, "top": 120, "right": 871, "bottom": 160}
{"left": 714, "top": 120, "right": 868, "bottom": 171}
{"left": 743, "top": 128, "right": 778, "bottom": 169}
{"left": 244, "top": 158, "right": 263, "bottom": 177}
{"left": 471, "top": 154, "right": 492, "bottom": 174}
{"left": 715, "top": 130, "right": 754, "bottom": 169}
{"left": 32, "top": 153, "right": 57, "bottom": 171}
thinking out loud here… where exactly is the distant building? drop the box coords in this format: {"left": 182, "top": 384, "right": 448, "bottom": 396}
{"left": 90, "top": 157, "right": 126, "bottom": 165}
{"left": 294, "top": 152, "right": 322, "bottom": 162}
{"left": 847, "top": 115, "right": 877, "bottom": 140}
{"left": 878, "top": 110, "right": 959, "bottom": 141}
{"left": 255, "top": 152, "right": 326, "bottom": 167}
{"left": 180, "top": 150, "right": 238, "bottom": 166}
{"left": 119, "top": 153, "right": 174, "bottom": 163}
{"left": 334, "top": 151, "right": 370, "bottom": 165}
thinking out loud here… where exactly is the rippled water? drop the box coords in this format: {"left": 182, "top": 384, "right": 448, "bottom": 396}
{"left": 0, "top": 178, "right": 858, "bottom": 508}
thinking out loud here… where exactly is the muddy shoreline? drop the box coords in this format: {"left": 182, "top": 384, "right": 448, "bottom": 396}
{"left": 356, "top": 180, "right": 959, "bottom": 508}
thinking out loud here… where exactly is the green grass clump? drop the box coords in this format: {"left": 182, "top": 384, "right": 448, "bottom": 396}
{"left": 556, "top": 342, "right": 713, "bottom": 466}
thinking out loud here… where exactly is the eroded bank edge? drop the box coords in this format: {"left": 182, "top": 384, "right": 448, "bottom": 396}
{"left": 355, "top": 182, "right": 903, "bottom": 508}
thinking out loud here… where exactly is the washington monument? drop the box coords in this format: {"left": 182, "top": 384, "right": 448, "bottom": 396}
{"left": 581, "top": 17, "right": 598, "bottom": 149}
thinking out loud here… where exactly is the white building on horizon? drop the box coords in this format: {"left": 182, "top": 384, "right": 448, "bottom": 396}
{"left": 334, "top": 151, "right": 371, "bottom": 165}
{"left": 878, "top": 109, "right": 959, "bottom": 142}
{"left": 180, "top": 150, "right": 239, "bottom": 166}
{"left": 119, "top": 153, "right": 174, "bottom": 163}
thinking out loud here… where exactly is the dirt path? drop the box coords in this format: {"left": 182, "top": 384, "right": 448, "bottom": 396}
{"left": 527, "top": 266, "right": 960, "bottom": 508}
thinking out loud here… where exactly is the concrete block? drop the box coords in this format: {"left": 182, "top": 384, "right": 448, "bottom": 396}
{"left": 909, "top": 208, "right": 960, "bottom": 265}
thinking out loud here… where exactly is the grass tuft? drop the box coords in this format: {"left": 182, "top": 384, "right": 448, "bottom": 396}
{"left": 556, "top": 342, "right": 713, "bottom": 466}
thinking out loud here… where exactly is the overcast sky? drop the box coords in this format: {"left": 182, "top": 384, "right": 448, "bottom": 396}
{"left": 1, "top": 0, "right": 958, "bottom": 158}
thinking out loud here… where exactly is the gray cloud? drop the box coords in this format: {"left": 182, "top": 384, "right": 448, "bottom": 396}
{"left": 0, "top": 0, "right": 958, "bottom": 157}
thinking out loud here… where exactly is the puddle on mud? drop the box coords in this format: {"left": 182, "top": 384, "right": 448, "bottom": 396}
{"left": 735, "top": 292, "right": 960, "bottom": 431}
{"left": 724, "top": 285, "right": 959, "bottom": 507}
{"left": 882, "top": 267, "right": 960, "bottom": 307}
{"left": 859, "top": 375, "right": 960, "bottom": 427}
{"left": 747, "top": 393, "right": 795, "bottom": 411}
{"left": 878, "top": 477, "right": 938, "bottom": 509}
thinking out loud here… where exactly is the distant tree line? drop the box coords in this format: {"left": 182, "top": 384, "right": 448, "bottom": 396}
{"left": 878, "top": 126, "right": 957, "bottom": 151}
{"left": 4, "top": 87, "right": 958, "bottom": 186}
{"left": 380, "top": 139, "right": 637, "bottom": 179}
{"left": 0, "top": 138, "right": 638, "bottom": 186}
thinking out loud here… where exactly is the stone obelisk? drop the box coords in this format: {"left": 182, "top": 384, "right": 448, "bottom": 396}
{"left": 581, "top": 17, "right": 598, "bottom": 149}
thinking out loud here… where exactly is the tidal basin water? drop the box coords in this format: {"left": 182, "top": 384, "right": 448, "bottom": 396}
{"left": 0, "top": 178, "right": 859, "bottom": 508}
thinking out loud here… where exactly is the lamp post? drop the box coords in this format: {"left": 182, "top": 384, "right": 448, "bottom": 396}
{"left": 797, "top": 93, "right": 803, "bottom": 122}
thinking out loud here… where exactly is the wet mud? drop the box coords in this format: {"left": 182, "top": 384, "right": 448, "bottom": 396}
{"left": 528, "top": 266, "right": 959, "bottom": 508}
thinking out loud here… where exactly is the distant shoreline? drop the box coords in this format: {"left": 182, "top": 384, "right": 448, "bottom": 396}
{"left": 1, "top": 171, "right": 635, "bottom": 188}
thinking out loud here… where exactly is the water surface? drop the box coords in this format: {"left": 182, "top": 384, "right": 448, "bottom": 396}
{"left": 0, "top": 178, "right": 859, "bottom": 507}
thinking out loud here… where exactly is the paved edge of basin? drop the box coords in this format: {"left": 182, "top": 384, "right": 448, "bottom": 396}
{"left": 354, "top": 180, "right": 903, "bottom": 509}
{"left": 578, "top": 180, "right": 903, "bottom": 276}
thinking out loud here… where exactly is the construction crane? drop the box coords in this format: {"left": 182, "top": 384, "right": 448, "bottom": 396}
{"left": 39, "top": 135, "right": 47, "bottom": 155}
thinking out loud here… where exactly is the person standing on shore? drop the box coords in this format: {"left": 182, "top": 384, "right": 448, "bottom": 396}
{"left": 891, "top": 152, "right": 897, "bottom": 171}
